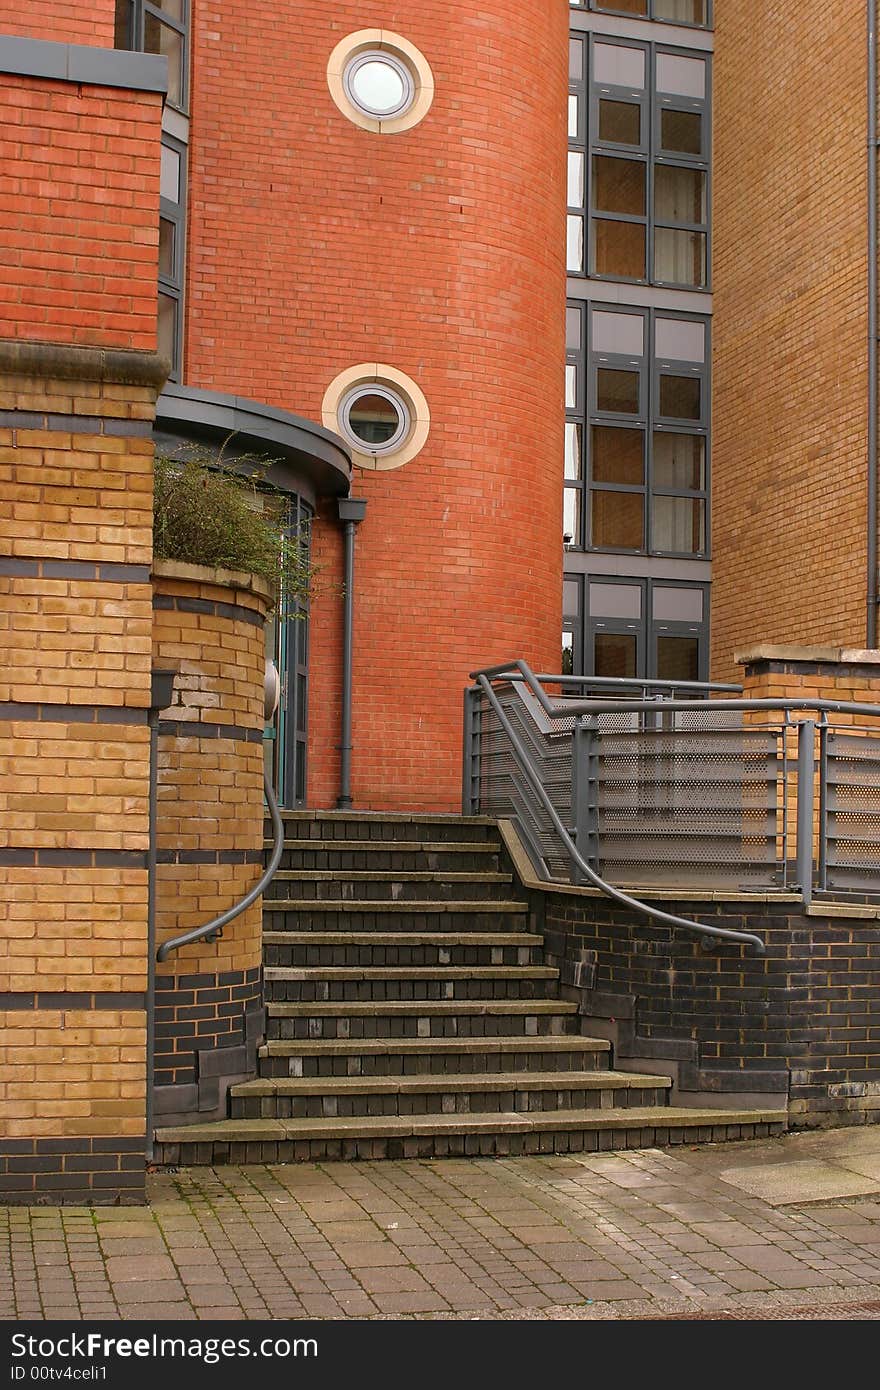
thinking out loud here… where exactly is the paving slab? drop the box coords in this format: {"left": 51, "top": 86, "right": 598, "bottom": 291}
{"left": 716, "top": 1159, "right": 880, "bottom": 1206}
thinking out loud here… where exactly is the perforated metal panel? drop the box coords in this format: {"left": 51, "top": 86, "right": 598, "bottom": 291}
{"left": 823, "top": 731, "right": 880, "bottom": 893}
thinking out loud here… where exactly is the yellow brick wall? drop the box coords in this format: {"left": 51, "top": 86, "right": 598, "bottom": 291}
{"left": 712, "top": 1, "right": 870, "bottom": 680}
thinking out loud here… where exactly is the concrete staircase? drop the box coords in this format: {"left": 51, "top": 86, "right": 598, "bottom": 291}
{"left": 153, "top": 813, "right": 786, "bottom": 1165}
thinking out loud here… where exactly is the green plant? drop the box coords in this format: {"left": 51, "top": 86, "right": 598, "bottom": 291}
{"left": 153, "top": 447, "right": 313, "bottom": 617}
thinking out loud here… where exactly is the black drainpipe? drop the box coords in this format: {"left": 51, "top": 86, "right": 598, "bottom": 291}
{"left": 868, "top": 0, "right": 878, "bottom": 647}
{"left": 337, "top": 497, "right": 367, "bottom": 808}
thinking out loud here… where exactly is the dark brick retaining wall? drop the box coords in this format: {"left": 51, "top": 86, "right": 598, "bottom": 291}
{"left": 0, "top": 1138, "right": 146, "bottom": 1205}
{"left": 527, "top": 886, "right": 880, "bottom": 1127}
{"left": 153, "top": 966, "right": 264, "bottom": 1124}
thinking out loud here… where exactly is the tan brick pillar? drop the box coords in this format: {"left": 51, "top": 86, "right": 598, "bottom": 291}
{"left": 151, "top": 561, "right": 271, "bottom": 1125}
{"left": 0, "top": 342, "right": 166, "bottom": 1204}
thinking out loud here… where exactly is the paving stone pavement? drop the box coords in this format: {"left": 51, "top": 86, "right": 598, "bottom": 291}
{"left": 4, "top": 1131, "right": 880, "bottom": 1320}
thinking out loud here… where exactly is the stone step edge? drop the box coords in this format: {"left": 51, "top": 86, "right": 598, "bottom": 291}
{"left": 263, "top": 966, "right": 558, "bottom": 982}
{"left": 231, "top": 1070, "right": 673, "bottom": 1097}
{"left": 267, "top": 1000, "right": 578, "bottom": 1017}
{"left": 260, "top": 1036, "right": 610, "bottom": 1057}
{"left": 155, "top": 1105, "right": 786, "bottom": 1144}
{"left": 262, "top": 932, "right": 543, "bottom": 947}
{"left": 266, "top": 840, "right": 500, "bottom": 853}
{"left": 265, "top": 901, "right": 529, "bottom": 913}
{"left": 271, "top": 871, "right": 511, "bottom": 883}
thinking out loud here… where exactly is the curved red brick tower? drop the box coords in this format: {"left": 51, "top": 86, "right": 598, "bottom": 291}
{"left": 185, "top": 0, "right": 568, "bottom": 810}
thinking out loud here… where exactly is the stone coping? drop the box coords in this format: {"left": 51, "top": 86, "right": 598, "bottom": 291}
{"left": 737, "top": 644, "right": 880, "bottom": 667}
{"left": 0, "top": 339, "right": 169, "bottom": 388}
{"left": 152, "top": 558, "right": 273, "bottom": 604}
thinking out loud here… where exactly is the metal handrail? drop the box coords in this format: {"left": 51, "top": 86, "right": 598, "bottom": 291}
{"left": 156, "top": 766, "right": 284, "bottom": 963}
{"left": 473, "top": 672, "right": 767, "bottom": 955}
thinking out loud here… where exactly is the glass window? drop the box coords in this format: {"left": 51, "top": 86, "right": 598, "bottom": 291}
{"left": 565, "top": 422, "right": 584, "bottom": 479}
{"left": 592, "top": 310, "right": 644, "bottom": 356}
{"left": 563, "top": 487, "right": 582, "bottom": 544}
{"left": 340, "top": 385, "right": 411, "bottom": 452}
{"left": 598, "top": 99, "right": 642, "bottom": 147}
{"left": 653, "top": 432, "right": 704, "bottom": 488}
{"left": 660, "top": 108, "right": 703, "bottom": 156}
{"left": 568, "top": 152, "right": 586, "bottom": 207}
{"left": 655, "top": 317, "right": 705, "bottom": 362}
{"left": 597, "top": 368, "right": 640, "bottom": 415}
{"left": 654, "top": 227, "right": 707, "bottom": 286}
{"left": 592, "top": 219, "right": 646, "bottom": 279}
{"left": 653, "top": 0, "right": 708, "bottom": 21}
{"left": 651, "top": 495, "right": 705, "bottom": 553}
{"left": 344, "top": 52, "right": 415, "bottom": 118}
{"left": 592, "top": 490, "right": 645, "bottom": 549}
{"left": 656, "top": 635, "right": 700, "bottom": 682}
{"left": 567, "top": 215, "right": 585, "bottom": 272}
{"left": 654, "top": 165, "right": 706, "bottom": 225}
{"left": 591, "top": 426, "right": 644, "bottom": 484}
{"left": 589, "top": 582, "right": 642, "bottom": 619}
{"left": 158, "top": 218, "right": 175, "bottom": 277}
{"left": 659, "top": 374, "right": 701, "bottom": 420}
{"left": 593, "top": 43, "right": 646, "bottom": 90}
{"left": 595, "top": 632, "right": 638, "bottom": 679}
{"left": 592, "top": 157, "right": 646, "bottom": 216}
{"left": 656, "top": 53, "right": 707, "bottom": 99}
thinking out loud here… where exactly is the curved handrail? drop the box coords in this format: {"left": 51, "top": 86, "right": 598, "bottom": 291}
{"left": 156, "top": 767, "right": 285, "bottom": 962}
{"left": 474, "top": 673, "right": 766, "bottom": 956}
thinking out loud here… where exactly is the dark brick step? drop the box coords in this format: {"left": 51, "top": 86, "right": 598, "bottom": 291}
{"left": 264, "top": 871, "right": 514, "bottom": 903}
{"left": 262, "top": 931, "right": 543, "bottom": 969}
{"left": 154, "top": 1107, "right": 788, "bottom": 1166}
{"left": 258, "top": 1035, "right": 611, "bottom": 1078}
{"left": 266, "top": 998, "right": 579, "bottom": 1040}
{"left": 271, "top": 841, "right": 501, "bottom": 873}
{"left": 269, "top": 813, "right": 500, "bottom": 844}
{"left": 264, "top": 964, "right": 559, "bottom": 1003}
{"left": 229, "top": 1070, "right": 671, "bottom": 1119}
{"left": 262, "top": 902, "right": 531, "bottom": 935}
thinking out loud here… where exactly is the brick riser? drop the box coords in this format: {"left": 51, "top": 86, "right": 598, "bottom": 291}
{"left": 152, "top": 813, "right": 787, "bottom": 1164}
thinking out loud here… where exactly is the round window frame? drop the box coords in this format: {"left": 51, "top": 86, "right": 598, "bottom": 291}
{"left": 338, "top": 383, "right": 412, "bottom": 456}
{"left": 343, "top": 50, "right": 414, "bottom": 120}
{"left": 323, "top": 364, "right": 431, "bottom": 472}
{"left": 327, "top": 30, "right": 435, "bottom": 136}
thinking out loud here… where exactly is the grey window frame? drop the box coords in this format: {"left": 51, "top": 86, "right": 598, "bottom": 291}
{"left": 565, "top": 573, "right": 710, "bottom": 681}
{"left": 116, "top": 0, "right": 189, "bottom": 113}
{"left": 569, "top": 33, "right": 711, "bottom": 290}
{"left": 564, "top": 301, "right": 710, "bottom": 559}
{"left": 158, "top": 131, "right": 186, "bottom": 383}
{"left": 568, "top": 0, "right": 713, "bottom": 30}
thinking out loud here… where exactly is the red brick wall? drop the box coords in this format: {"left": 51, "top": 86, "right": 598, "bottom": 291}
{"left": 0, "top": 4, "right": 116, "bottom": 46}
{"left": 185, "top": 1, "right": 569, "bottom": 810}
{"left": 0, "top": 76, "right": 161, "bottom": 350}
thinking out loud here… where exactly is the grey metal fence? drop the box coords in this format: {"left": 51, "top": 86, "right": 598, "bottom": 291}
{"left": 464, "top": 662, "right": 880, "bottom": 913}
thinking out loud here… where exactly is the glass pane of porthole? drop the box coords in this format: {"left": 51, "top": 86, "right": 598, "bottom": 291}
{"left": 655, "top": 316, "right": 705, "bottom": 363}
{"left": 569, "top": 38, "right": 584, "bottom": 82}
{"left": 563, "top": 487, "right": 582, "bottom": 545}
{"left": 654, "top": 0, "right": 708, "bottom": 22}
{"left": 160, "top": 143, "right": 181, "bottom": 203}
{"left": 592, "top": 309, "right": 644, "bottom": 356}
{"left": 595, "top": 632, "right": 638, "bottom": 680}
{"left": 565, "top": 422, "right": 583, "bottom": 479}
{"left": 592, "top": 157, "right": 646, "bottom": 216}
{"left": 592, "top": 490, "right": 644, "bottom": 549}
{"left": 593, "top": 42, "right": 646, "bottom": 91}
{"left": 656, "top": 53, "right": 707, "bottom": 99}
{"left": 350, "top": 59, "right": 407, "bottom": 115}
{"left": 158, "top": 218, "right": 175, "bottom": 278}
{"left": 346, "top": 393, "right": 402, "bottom": 445}
{"left": 652, "top": 496, "right": 705, "bottom": 553}
{"left": 592, "top": 218, "right": 646, "bottom": 279}
{"left": 656, "top": 635, "right": 700, "bottom": 682}
{"left": 598, "top": 99, "right": 642, "bottom": 146}
{"left": 654, "top": 227, "right": 707, "bottom": 286}
{"left": 597, "top": 368, "right": 640, "bottom": 415}
{"left": 653, "top": 432, "right": 705, "bottom": 489}
{"left": 567, "top": 215, "right": 585, "bottom": 272}
{"left": 654, "top": 165, "right": 706, "bottom": 225}
{"left": 568, "top": 94, "right": 579, "bottom": 138}
{"left": 568, "top": 152, "right": 585, "bottom": 208}
{"left": 565, "top": 364, "right": 577, "bottom": 409}
{"left": 591, "top": 426, "right": 644, "bottom": 485}
{"left": 660, "top": 107, "right": 703, "bottom": 156}
{"left": 659, "top": 374, "right": 701, "bottom": 420}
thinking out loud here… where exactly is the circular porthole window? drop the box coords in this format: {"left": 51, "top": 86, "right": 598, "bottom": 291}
{"left": 339, "top": 384, "right": 411, "bottom": 455}
{"left": 323, "top": 365, "right": 431, "bottom": 472}
{"left": 328, "top": 31, "right": 435, "bottom": 134}
{"left": 344, "top": 51, "right": 414, "bottom": 119}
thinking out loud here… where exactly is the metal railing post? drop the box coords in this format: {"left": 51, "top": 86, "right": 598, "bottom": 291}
{"left": 461, "top": 686, "right": 480, "bottom": 815}
{"left": 796, "top": 720, "right": 817, "bottom": 908}
{"left": 571, "top": 715, "right": 599, "bottom": 885}
{"left": 817, "top": 718, "right": 829, "bottom": 892}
